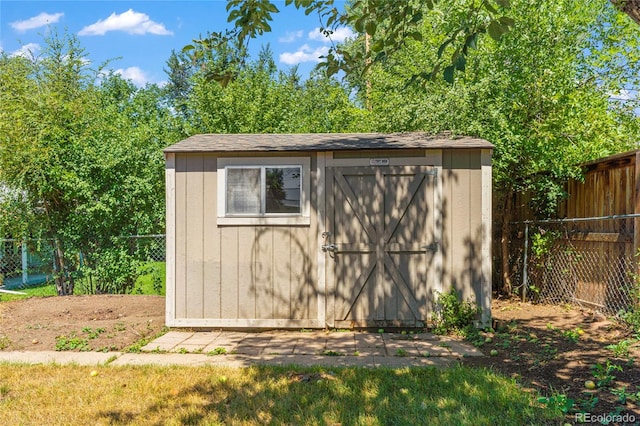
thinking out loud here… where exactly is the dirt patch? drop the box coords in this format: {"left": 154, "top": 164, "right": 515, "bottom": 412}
{"left": 0, "top": 295, "right": 165, "bottom": 352}
{"left": 461, "top": 297, "right": 640, "bottom": 422}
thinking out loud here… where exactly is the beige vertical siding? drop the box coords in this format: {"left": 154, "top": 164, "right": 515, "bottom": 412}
{"left": 202, "top": 155, "right": 220, "bottom": 318}
{"left": 171, "top": 153, "right": 318, "bottom": 327}
{"left": 442, "top": 149, "right": 487, "bottom": 305}
{"left": 168, "top": 148, "right": 490, "bottom": 328}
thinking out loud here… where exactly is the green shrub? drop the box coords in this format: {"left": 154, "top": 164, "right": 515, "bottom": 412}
{"left": 80, "top": 246, "right": 140, "bottom": 294}
{"left": 433, "top": 289, "right": 481, "bottom": 334}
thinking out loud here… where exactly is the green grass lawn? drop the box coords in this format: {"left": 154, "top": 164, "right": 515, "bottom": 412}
{"left": 0, "top": 364, "right": 560, "bottom": 425}
{"left": 0, "top": 281, "right": 58, "bottom": 301}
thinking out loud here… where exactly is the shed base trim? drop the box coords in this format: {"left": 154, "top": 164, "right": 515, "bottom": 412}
{"left": 168, "top": 318, "right": 323, "bottom": 329}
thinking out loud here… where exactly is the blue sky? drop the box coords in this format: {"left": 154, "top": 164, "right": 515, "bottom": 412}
{"left": 0, "top": 0, "right": 354, "bottom": 86}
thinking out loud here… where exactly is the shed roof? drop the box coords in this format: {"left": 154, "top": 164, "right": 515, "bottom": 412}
{"left": 164, "top": 132, "right": 493, "bottom": 153}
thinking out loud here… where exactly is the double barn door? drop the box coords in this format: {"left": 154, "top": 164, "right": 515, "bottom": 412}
{"left": 325, "top": 166, "right": 439, "bottom": 328}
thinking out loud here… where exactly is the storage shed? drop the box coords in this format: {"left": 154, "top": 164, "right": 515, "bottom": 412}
{"left": 164, "top": 133, "right": 493, "bottom": 329}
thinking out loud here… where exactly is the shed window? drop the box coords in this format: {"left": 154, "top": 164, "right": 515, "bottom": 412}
{"left": 226, "top": 166, "right": 301, "bottom": 215}
{"left": 217, "top": 157, "right": 310, "bottom": 225}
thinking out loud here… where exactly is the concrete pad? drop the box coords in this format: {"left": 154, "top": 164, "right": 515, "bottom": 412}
{"left": 208, "top": 332, "right": 249, "bottom": 346}
{"left": 141, "top": 331, "right": 193, "bottom": 352}
{"left": 383, "top": 340, "right": 421, "bottom": 357}
{"left": 261, "top": 343, "right": 296, "bottom": 356}
{"left": 0, "top": 351, "right": 120, "bottom": 366}
{"left": 181, "top": 331, "right": 222, "bottom": 345}
{"left": 411, "top": 333, "right": 441, "bottom": 341}
{"left": 233, "top": 345, "right": 264, "bottom": 356}
{"left": 293, "top": 339, "right": 327, "bottom": 355}
{"left": 413, "top": 341, "right": 452, "bottom": 357}
{"left": 170, "top": 344, "right": 206, "bottom": 353}
{"left": 441, "top": 340, "right": 483, "bottom": 357}
{"left": 153, "top": 331, "right": 194, "bottom": 343}
{"left": 111, "top": 353, "right": 254, "bottom": 367}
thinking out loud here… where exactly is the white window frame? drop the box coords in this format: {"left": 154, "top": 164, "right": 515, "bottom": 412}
{"left": 217, "top": 157, "right": 311, "bottom": 225}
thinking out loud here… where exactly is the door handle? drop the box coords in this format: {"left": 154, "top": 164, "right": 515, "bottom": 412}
{"left": 322, "top": 243, "right": 338, "bottom": 252}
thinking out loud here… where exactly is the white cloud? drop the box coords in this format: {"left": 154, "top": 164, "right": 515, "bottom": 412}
{"left": 11, "top": 43, "right": 41, "bottom": 58}
{"left": 10, "top": 12, "right": 64, "bottom": 32}
{"left": 308, "top": 26, "right": 355, "bottom": 43}
{"left": 79, "top": 9, "right": 173, "bottom": 36}
{"left": 115, "top": 66, "right": 151, "bottom": 86}
{"left": 279, "top": 44, "right": 329, "bottom": 65}
{"left": 278, "top": 30, "right": 303, "bottom": 43}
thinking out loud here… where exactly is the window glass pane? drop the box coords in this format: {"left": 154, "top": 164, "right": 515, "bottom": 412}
{"left": 226, "top": 168, "right": 261, "bottom": 214}
{"left": 266, "top": 167, "right": 301, "bottom": 214}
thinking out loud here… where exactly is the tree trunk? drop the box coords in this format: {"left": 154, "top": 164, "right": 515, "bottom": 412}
{"left": 53, "top": 238, "right": 74, "bottom": 295}
{"left": 500, "top": 191, "right": 514, "bottom": 295}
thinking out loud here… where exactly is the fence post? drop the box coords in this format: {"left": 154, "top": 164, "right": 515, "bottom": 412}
{"left": 21, "top": 240, "right": 28, "bottom": 285}
{"left": 635, "top": 151, "right": 640, "bottom": 274}
{"left": 522, "top": 222, "right": 529, "bottom": 302}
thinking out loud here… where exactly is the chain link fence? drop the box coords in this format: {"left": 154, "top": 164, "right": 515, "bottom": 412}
{"left": 509, "top": 215, "right": 639, "bottom": 315}
{"left": 0, "top": 235, "right": 166, "bottom": 290}
{"left": 0, "top": 238, "right": 53, "bottom": 288}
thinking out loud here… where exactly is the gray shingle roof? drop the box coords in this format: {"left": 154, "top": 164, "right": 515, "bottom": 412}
{"left": 164, "top": 132, "right": 493, "bottom": 153}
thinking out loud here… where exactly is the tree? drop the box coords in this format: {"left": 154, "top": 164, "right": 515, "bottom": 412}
{"left": 0, "top": 33, "right": 100, "bottom": 295}
{"left": 340, "top": 0, "right": 640, "bottom": 293}
{"left": 164, "top": 50, "right": 194, "bottom": 119}
{"left": 186, "top": 0, "right": 514, "bottom": 83}
{"left": 0, "top": 32, "right": 181, "bottom": 295}
{"left": 186, "top": 48, "right": 369, "bottom": 134}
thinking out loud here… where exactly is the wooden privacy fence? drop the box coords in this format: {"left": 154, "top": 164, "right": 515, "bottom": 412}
{"left": 509, "top": 214, "right": 638, "bottom": 315}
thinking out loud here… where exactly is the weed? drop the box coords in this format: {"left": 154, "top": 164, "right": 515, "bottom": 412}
{"left": 605, "top": 339, "right": 633, "bottom": 358}
{"left": 0, "top": 336, "right": 10, "bottom": 350}
{"left": 590, "top": 360, "right": 623, "bottom": 388}
{"left": 207, "top": 347, "right": 227, "bottom": 356}
{"left": 433, "top": 289, "right": 481, "bottom": 334}
{"left": 395, "top": 349, "right": 407, "bottom": 357}
{"left": 82, "top": 327, "right": 106, "bottom": 339}
{"left": 113, "top": 322, "right": 127, "bottom": 332}
{"left": 55, "top": 334, "right": 89, "bottom": 351}
{"left": 0, "top": 383, "right": 10, "bottom": 398}
{"left": 538, "top": 390, "right": 574, "bottom": 415}
{"left": 462, "top": 326, "right": 486, "bottom": 347}
{"left": 176, "top": 347, "right": 188, "bottom": 354}
{"left": 498, "top": 339, "right": 511, "bottom": 349}
{"left": 541, "top": 344, "right": 558, "bottom": 359}
{"left": 125, "top": 326, "right": 169, "bottom": 353}
{"left": 25, "top": 324, "right": 47, "bottom": 330}
{"left": 577, "top": 394, "right": 599, "bottom": 412}
{"left": 377, "top": 328, "right": 384, "bottom": 334}
{"left": 562, "top": 327, "right": 583, "bottom": 343}
{"left": 610, "top": 387, "right": 640, "bottom": 405}
{"left": 321, "top": 350, "right": 342, "bottom": 356}
{"left": 104, "top": 355, "right": 118, "bottom": 365}
{"left": 96, "top": 346, "right": 117, "bottom": 353}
